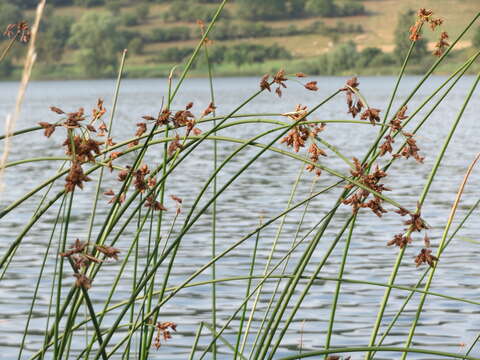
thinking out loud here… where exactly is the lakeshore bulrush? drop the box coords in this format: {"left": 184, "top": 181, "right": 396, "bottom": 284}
{"left": 5, "top": 5, "right": 472, "bottom": 357}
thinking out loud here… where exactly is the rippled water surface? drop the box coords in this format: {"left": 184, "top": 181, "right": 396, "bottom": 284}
{"left": 0, "top": 76, "right": 479, "bottom": 359}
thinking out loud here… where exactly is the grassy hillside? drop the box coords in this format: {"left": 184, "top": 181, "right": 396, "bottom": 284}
{"left": 4, "top": 0, "right": 480, "bottom": 79}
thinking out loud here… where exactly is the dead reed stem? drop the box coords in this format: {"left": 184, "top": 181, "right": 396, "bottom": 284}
{"left": 0, "top": 0, "right": 46, "bottom": 196}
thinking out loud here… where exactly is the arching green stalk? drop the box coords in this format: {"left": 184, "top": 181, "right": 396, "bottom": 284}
{"left": 399, "top": 75, "right": 480, "bottom": 359}
{"left": 366, "top": 72, "right": 480, "bottom": 360}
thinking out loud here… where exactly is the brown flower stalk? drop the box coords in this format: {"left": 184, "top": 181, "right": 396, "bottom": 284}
{"left": 145, "top": 196, "right": 168, "bottom": 211}
{"left": 170, "top": 194, "right": 183, "bottom": 215}
{"left": 304, "top": 81, "right": 318, "bottom": 91}
{"left": 65, "top": 161, "right": 91, "bottom": 192}
{"left": 273, "top": 69, "right": 288, "bottom": 97}
{"left": 409, "top": 8, "right": 446, "bottom": 46}
{"left": 95, "top": 245, "right": 120, "bottom": 260}
{"left": 73, "top": 273, "right": 92, "bottom": 290}
{"left": 415, "top": 248, "right": 438, "bottom": 267}
{"left": 60, "top": 238, "right": 87, "bottom": 258}
{"left": 133, "top": 164, "right": 150, "bottom": 193}
{"left": 360, "top": 107, "right": 381, "bottom": 125}
{"left": 387, "top": 233, "right": 412, "bottom": 248}
{"left": 379, "top": 106, "right": 408, "bottom": 157}
{"left": 260, "top": 74, "right": 271, "bottom": 92}
{"left": 305, "top": 142, "right": 327, "bottom": 177}
{"left": 202, "top": 102, "right": 216, "bottom": 117}
{"left": 4, "top": 21, "right": 31, "bottom": 43}
{"left": 168, "top": 135, "right": 183, "bottom": 156}
{"left": 433, "top": 31, "right": 449, "bottom": 57}
{"left": 153, "top": 322, "right": 177, "bottom": 349}
{"left": 340, "top": 77, "right": 363, "bottom": 118}
{"left": 38, "top": 122, "right": 60, "bottom": 138}
{"left": 343, "top": 159, "right": 389, "bottom": 217}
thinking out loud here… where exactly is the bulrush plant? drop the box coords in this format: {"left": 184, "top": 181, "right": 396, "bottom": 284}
{"left": 1, "top": 2, "right": 480, "bottom": 360}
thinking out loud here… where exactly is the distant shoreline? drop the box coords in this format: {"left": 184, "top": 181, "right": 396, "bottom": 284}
{"left": 1, "top": 60, "right": 477, "bottom": 82}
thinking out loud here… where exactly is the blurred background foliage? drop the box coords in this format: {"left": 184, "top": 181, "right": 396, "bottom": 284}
{"left": 0, "top": 0, "right": 478, "bottom": 79}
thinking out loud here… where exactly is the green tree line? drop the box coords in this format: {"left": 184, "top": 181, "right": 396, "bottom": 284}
{"left": 7, "top": 0, "right": 366, "bottom": 19}
{"left": 0, "top": 1, "right": 479, "bottom": 79}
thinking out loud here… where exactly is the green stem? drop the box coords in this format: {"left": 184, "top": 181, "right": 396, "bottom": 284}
{"left": 367, "top": 71, "right": 480, "bottom": 360}
{"left": 399, "top": 74, "right": 480, "bottom": 360}
{"left": 324, "top": 213, "right": 356, "bottom": 353}
{"left": 189, "top": 322, "right": 204, "bottom": 360}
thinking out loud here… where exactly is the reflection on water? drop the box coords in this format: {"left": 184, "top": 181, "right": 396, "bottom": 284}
{"left": 0, "top": 76, "right": 479, "bottom": 359}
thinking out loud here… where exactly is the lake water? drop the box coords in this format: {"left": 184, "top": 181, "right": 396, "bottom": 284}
{"left": 0, "top": 75, "right": 479, "bottom": 359}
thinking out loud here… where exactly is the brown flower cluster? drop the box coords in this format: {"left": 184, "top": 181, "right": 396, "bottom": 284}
{"left": 61, "top": 134, "right": 103, "bottom": 192}
{"left": 42, "top": 101, "right": 110, "bottom": 192}
{"left": 409, "top": 9, "right": 430, "bottom": 41}
{"left": 142, "top": 109, "right": 170, "bottom": 127}
{"left": 42, "top": 106, "right": 88, "bottom": 137}
{"left": 153, "top": 322, "right": 177, "bottom": 349}
{"left": 196, "top": 19, "right": 213, "bottom": 45}
{"left": 393, "top": 132, "right": 424, "bottom": 163}
{"left": 360, "top": 107, "right": 381, "bottom": 125}
{"left": 135, "top": 122, "right": 147, "bottom": 137}
{"left": 409, "top": 9, "right": 449, "bottom": 56}
{"left": 202, "top": 101, "right": 216, "bottom": 117}
{"left": 340, "top": 77, "right": 363, "bottom": 117}
{"left": 280, "top": 105, "right": 327, "bottom": 175}
{"left": 304, "top": 81, "right": 318, "bottom": 91}
{"left": 142, "top": 102, "right": 203, "bottom": 138}
{"left": 133, "top": 164, "right": 150, "bottom": 193}
{"left": 60, "top": 238, "right": 87, "bottom": 258}
{"left": 104, "top": 189, "right": 126, "bottom": 205}
{"left": 340, "top": 77, "right": 381, "bottom": 125}
{"left": 386, "top": 233, "right": 412, "bottom": 248}
{"left": 170, "top": 195, "right": 183, "bottom": 215}
{"left": 388, "top": 203, "right": 434, "bottom": 267}
{"left": 381, "top": 115, "right": 431, "bottom": 267}
{"left": 415, "top": 248, "right": 438, "bottom": 267}
{"left": 378, "top": 106, "right": 424, "bottom": 163}
{"left": 343, "top": 158, "right": 390, "bottom": 217}
{"left": 73, "top": 273, "right": 92, "bottom": 290}
{"left": 433, "top": 31, "right": 449, "bottom": 57}
{"left": 305, "top": 143, "right": 327, "bottom": 177}
{"left": 260, "top": 69, "right": 289, "bottom": 97}
{"left": 116, "top": 166, "right": 130, "bottom": 182}
{"left": 65, "top": 161, "right": 91, "bottom": 192}
{"left": 92, "top": 98, "right": 106, "bottom": 122}
{"left": 280, "top": 105, "right": 326, "bottom": 149}
{"left": 379, "top": 106, "right": 407, "bottom": 156}
{"left": 403, "top": 203, "right": 429, "bottom": 232}
{"left": 108, "top": 162, "right": 166, "bottom": 211}
{"left": 63, "top": 136, "right": 104, "bottom": 163}
{"left": 168, "top": 135, "right": 183, "bottom": 156}
{"left": 60, "top": 239, "right": 120, "bottom": 289}
{"left": 4, "top": 21, "right": 30, "bottom": 43}
{"left": 127, "top": 120, "right": 149, "bottom": 149}
{"left": 172, "top": 103, "right": 197, "bottom": 134}
{"left": 38, "top": 122, "right": 60, "bottom": 138}
{"left": 96, "top": 244, "right": 120, "bottom": 260}
{"left": 280, "top": 105, "right": 310, "bottom": 152}
{"left": 145, "top": 196, "right": 168, "bottom": 211}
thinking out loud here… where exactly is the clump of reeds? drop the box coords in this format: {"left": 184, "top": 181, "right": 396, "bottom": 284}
{"left": 1, "top": 2, "right": 480, "bottom": 360}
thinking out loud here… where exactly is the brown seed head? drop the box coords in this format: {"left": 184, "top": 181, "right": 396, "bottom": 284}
{"left": 73, "top": 273, "right": 92, "bottom": 289}
{"left": 304, "top": 81, "right": 318, "bottom": 91}
{"left": 260, "top": 74, "right": 271, "bottom": 92}
{"left": 415, "top": 248, "right": 437, "bottom": 267}
{"left": 95, "top": 245, "right": 120, "bottom": 260}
